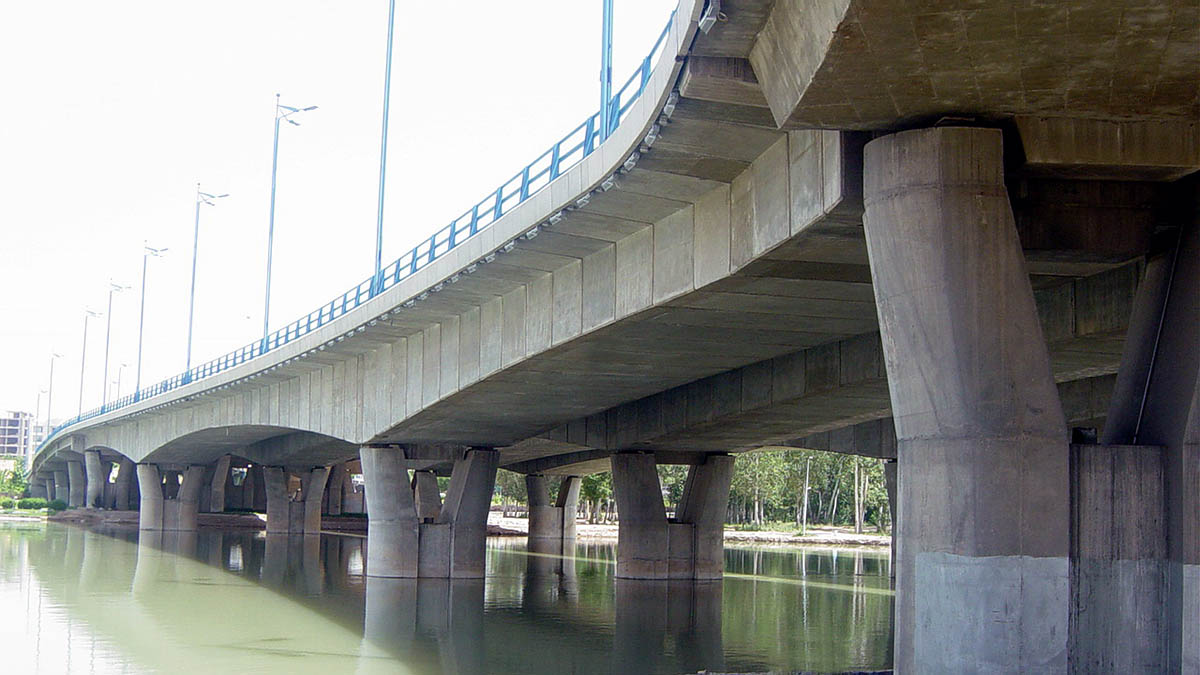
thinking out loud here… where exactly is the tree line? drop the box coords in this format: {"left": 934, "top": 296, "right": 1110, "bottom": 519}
{"left": 495, "top": 449, "right": 892, "bottom": 533}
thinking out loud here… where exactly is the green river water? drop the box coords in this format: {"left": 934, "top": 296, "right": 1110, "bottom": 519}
{"left": 0, "top": 522, "right": 892, "bottom": 674}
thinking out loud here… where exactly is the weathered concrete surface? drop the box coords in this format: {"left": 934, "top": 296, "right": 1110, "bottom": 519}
{"left": 206, "top": 455, "right": 230, "bottom": 513}
{"left": 611, "top": 452, "right": 732, "bottom": 580}
{"left": 66, "top": 460, "right": 84, "bottom": 508}
{"left": 114, "top": 457, "right": 135, "bottom": 510}
{"left": 1101, "top": 199, "right": 1200, "bottom": 673}
{"left": 1070, "top": 443, "right": 1167, "bottom": 673}
{"left": 52, "top": 470, "right": 68, "bottom": 504}
{"left": 527, "top": 474, "right": 581, "bottom": 555}
{"left": 83, "top": 449, "right": 104, "bottom": 508}
{"left": 136, "top": 464, "right": 206, "bottom": 531}
{"left": 750, "top": 1, "right": 1200, "bottom": 129}
{"left": 361, "top": 447, "right": 498, "bottom": 578}
{"left": 863, "top": 127, "right": 1070, "bottom": 672}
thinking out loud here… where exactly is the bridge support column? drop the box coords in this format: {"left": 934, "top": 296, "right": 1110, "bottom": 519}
{"left": 53, "top": 470, "right": 69, "bottom": 503}
{"left": 412, "top": 470, "right": 442, "bottom": 520}
{"left": 83, "top": 450, "right": 104, "bottom": 508}
{"left": 611, "top": 452, "right": 733, "bottom": 580}
{"left": 883, "top": 459, "right": 897, "bottom": 578}
{"left": 1098, "top": 198, "right": 1200, "bottom": 673}
{"left": 264, "top": 466, "right": 329, "bottom": 535}
{"left": 66, "top": 460, "right": 85, "bottom": 507}
{"left": 360, "top": 447, "right": 498, "bottom": 578}
{"left": 113, "top": 458, "right": 136, "bottom": 510}
{"left": 863, "top": 126, "right": 1070, "bottom": 672}
{"left": 527, "top": 475, "right": 581, "bottom": 562}
{"left": 207, "top": 455, "right": 231, "bottom": 513}
{"left": 324, "top": 462, "right": 348, "bottom": 516}
{"left": 136, "top": 464, "right": 207, "bottom": 531}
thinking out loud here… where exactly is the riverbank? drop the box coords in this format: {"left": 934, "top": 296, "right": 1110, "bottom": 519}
{"left": 32, "top": 509, "right": 890, "bottom": 548}
{"left": 487, "top": 513, "right": 890, "bottom": 548}
{"left": 0, "top": 510, "right": 48, "bottom": 523}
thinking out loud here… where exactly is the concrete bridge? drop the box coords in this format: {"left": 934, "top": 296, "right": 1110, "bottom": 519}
{"left": 30, "top": 1, "right": 1200, "bottom": 671}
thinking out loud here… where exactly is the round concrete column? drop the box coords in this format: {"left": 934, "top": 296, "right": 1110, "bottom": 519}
{"left": 83, "top": 449, "right": 104, "bottom": 508}
{"left": 862, "top": 126, "right": 1070, "bottom": 672}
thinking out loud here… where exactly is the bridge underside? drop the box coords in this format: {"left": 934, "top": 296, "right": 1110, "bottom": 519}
{"left": 31, "top": 0, "right": 1200, "bottom": 671}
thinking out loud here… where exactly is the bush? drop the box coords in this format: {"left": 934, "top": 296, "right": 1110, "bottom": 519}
{"left": 0, "top": 497, "right": 14, "bottom": 509}
{"left": 16, "top": 497, "right": 46, "bottom": 510}
{"left": 47, "top": 499, "right": 68, "bottom": 512}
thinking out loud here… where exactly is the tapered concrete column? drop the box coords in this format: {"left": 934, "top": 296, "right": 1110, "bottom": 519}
{"left": 66, "top": 460, "right": 85, "bottom": 507}
{"left": 250, "top": 464, "right": 267, "bottom": 511}
{"left": 1100, "top": 205, "right": 1200, "bottom": 673}
{"left": 263, "top": 467, "right": 290, "bottom": 533}
{"left": 83, "top": 450, "right": 104, "bottom": 508}
{"left": 863, "top": 127, "right": 1070, "bottom": 672}
{"left": 527, "top": 474, "right": 581, "bottom": 548}
{"left": 113, "top": 458, "right": 135, "bottom": 510}
{"left": 264, "top": 466, "right": 330, "bottom": 534}
{"left": 136, "top": 464, "right": 164, "bottom": 531}
{"left": 612, "top": 453, "right": 732, "bottom": 580}
{"left": 53, "top": 470, "right": 69, "bottom": 503}
{"left": 325, "top": 463, "right": 348, "bottom": 516}
{"left": 136, "top": 464, "right": 205, "bottom": 531}
{"left": 883, "top": 460, "right": 897, "bottom": 578}
{"left": 412, "top": 470, "right": 442, "bottom": 521}
{"left": 208, "top": 455, "right": 231, "bottom": 513}
{"left": 360, "top": 447, "right": 498, "bottom": 578}
{"left": 675, "top": 455, "right": 733, "bottom": 580}
{"left": 361, "top": 447, "right": 420, "bottom": 578}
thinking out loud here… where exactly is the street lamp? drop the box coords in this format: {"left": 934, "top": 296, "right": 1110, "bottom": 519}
{"left": 78, "top": 309, "right": 103, "bottom": 417}
{"left": 101, "top": 281, "right": 130, "bottom": 406}
{"left": 135, "top": 244, "right": 168, "bottom": 402}
{"left": 114, "top": 363, "right": 128, "bottom": 400}
{"left": 599, "top": 0, "right": 614, "bottom": 141}
{"left": 187, "top": 183, "right": 229, "bottom": 378}
{"left": 263, "top": 94, "right": 317, "bottom": 349}
{"left": 45, "top": 352, "right": 61, "bottom": 434}
{"left": 371, "top": 0, "right": 397, "bottom": 297}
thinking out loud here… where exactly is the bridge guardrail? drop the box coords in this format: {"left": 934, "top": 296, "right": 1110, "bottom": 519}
{"left": 35, "top": 9, "right": 677, "bottom": 459}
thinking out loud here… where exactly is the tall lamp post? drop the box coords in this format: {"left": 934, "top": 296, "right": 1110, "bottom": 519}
{"left": 114, "top": 363, "right": 128, "bottom": 400}
{"left": 262, "top": 94, "right": 317, "bottom": 350}
{"left": 371, "top": 0, "right": 397, "bottom": 297}
{"left": 101, "top": 281, "right": 129, "bottom": 407}
{"left": 599, "top": 0, "right": 614, "bottom": 141}
{"left": 78, "top": 309, "right": 103, "bottom": 417}
{"left": 45, "top": 352, "right": 61, "bottom": 434}
{"left": 187, "top": 184, "right": 229, "bottom": 379}
{"left": 135, "top": 244, "right": 168, "bottom": 402}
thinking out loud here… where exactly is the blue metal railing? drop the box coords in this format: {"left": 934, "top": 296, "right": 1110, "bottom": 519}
{"left": 35, "top": 10, "right": 677, "bottom": 458}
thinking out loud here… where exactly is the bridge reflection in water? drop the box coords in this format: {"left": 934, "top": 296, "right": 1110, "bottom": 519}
{"left": 6, "top": 524, "right": 893, "bottom": 673}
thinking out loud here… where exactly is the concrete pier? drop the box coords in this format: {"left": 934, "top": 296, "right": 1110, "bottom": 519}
{"left": 114, "top": 458, "right": 135, "bottom": 510}
{"left": 264, "top": 466, "right": 329, "bottom": 535}
{"left": 863, "top": 127, "right": 1070, "bottom": 672}
{"left": 136, "top": 464, "right": 207, "bottom": 531}
{"left": 66, "top": 460, "right": 85, "bottom": 508}
{"left": 526, "top": 474, "right": 580, "bottom": 560}
{"left": 611, "top": 452, "right": 733, "bottom": 580}
{"left": 1100, "top": 206, "right": 1200, "bottom": 673}
{"left": 413, "top": 470, "right": 442, "bottom": 521}
{"left": 83, "top": 449, "right": 104, "bottom": 508}
{"left": 324, "top": 462, "right": 348, "bottom": 516}
{"left": 207, "top": 455, "right": 230, "bottom": 514}
{"left": 360, "top": 447, "right": 498, "bottom": 578}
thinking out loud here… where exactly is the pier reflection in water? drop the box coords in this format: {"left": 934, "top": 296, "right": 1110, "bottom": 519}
{"left": 3, "top": 523, "right": 893, "bottom": 674}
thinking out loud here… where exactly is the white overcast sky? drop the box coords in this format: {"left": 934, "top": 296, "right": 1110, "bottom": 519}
{"left": 0, "top": 0, "right": 677, "bottom": 424}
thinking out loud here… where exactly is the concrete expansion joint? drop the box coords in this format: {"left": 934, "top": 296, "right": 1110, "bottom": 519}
{"left": 862, "top": 183, "right": 1008, "bottom": 206}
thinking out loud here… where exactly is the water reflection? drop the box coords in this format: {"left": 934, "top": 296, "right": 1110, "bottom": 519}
{"left": 5, "top": 524, "right": 893, "bottom": 674}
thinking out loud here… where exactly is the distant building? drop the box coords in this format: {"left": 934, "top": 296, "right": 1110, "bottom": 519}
{"left": 0, "top": 411, "right": 45, "bottom": 469}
